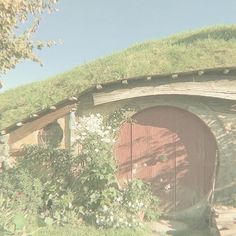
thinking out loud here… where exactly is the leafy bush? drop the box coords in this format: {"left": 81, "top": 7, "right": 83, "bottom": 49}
{"left": 0, "top": 170, "right": 43, "bottom": 235}
{"left": 123, "top": 179, "right": 160, "bottom": 221}
{"left": 0, "top": 146, "right": 81, "bottom": 231}
{"left": 0, "top": 169, "right": 43, "bottom": 213}
{"left": 73, "top": 114, "right": 160, "bottom": 228}
{"left": 0, "top": 112, "right": 161, "bottom": 232}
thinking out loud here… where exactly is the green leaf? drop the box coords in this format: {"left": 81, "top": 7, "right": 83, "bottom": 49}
{"left": 44, "top": 217, "right": 54, "bottom": 226}
{"left": 13, "top": 213, "right": 26, "bottom": 230}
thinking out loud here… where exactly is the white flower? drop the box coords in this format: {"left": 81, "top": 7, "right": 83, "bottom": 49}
{"left": 101, "top": 138, "right": 111, "bottom": 143}
{"left": 95, "top": 148, "right": 99, "bottom": 153}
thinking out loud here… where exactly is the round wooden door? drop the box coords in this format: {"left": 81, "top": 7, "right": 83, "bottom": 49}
{"left": 116, "top": 106, "right": 217, "bottom": 212}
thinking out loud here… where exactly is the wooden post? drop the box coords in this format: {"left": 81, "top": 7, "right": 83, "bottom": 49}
{"left": 64, "top": 113, "right": 71, "bottom": 149}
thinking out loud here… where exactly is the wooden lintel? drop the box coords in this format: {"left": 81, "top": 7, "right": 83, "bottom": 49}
{"left": 93, "top": 80, "right": 236, "bottom": 105}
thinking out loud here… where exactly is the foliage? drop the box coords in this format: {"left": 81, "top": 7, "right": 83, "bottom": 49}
{"left": 0, "top": 145, "right": 81, "bottom": 234}
{"left": 0, "top": 170, "right": 43, "bottom": 235}
{"left": 0, "top": 0, "right": 59, "bottom": 74}
{"left": 105, "top": 107, "right": 136, "bottom": 132}
{"left": 0, "top": 134, "right": 11, "bottom": 170}
{"left": 123, "top": 179, "right": 160, "bottom": 221}
{"left": 73, "top": 114, "right": 120, "bottom": 227}
{"left": 0, "top": 169, "right": 43, "bottom": 213}
{"left": 17, "top": 145, "right": 77, "bottom": 186}
{"left": 33, "top": 224, "right": 149, "bottom": 236}
{"left": 17, "top": 146, "right": 80, "bottom": 225}
{"left": 2, "top": 25, "right": 236, "bottom": 128}
{"left": 73, "top": 114, "right": 160, "bottom": 228}
{"left": 0, "top": 112, "right": 160, "bottom": 232}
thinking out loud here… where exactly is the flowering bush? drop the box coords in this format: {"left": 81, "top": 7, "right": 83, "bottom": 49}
{"left": 0, "top": 110, "right": 160, "bottom": 231}
{"left": 74, "top": 113, "right": 160, "bottom": 228}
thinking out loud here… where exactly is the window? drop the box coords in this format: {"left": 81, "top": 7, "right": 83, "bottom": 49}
{"left": 38, "top": 121, "right": 63, "bottom": 148}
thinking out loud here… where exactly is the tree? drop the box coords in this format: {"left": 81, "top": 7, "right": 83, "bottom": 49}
{"left": 0, "top": 0, "right": 59, "bottom": 75}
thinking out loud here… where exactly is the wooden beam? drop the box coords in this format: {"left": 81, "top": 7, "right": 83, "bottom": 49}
{"left": 64, "top": 113, "right": 71, "bottom": 149}
{"left": 9, "top": 104, "right": 75, "bottom": 144}
{"left": 93, "top": 80, "right": 236, "bottom": 105}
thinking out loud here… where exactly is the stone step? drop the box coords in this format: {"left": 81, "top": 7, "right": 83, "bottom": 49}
{"left": 213, "top": 206, "right": 236, "bottom": 236}
{"left": 219, "top": 229, "right": 236, "bottom": 236}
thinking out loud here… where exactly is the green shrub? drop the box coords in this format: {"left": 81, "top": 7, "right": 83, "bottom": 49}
{"left": 0, "top": 113, "right": 161, "bottom": 231}
{"left": 0, "top": 170, "right": 43, "bottom": 235}
{"left": 73, "top": 114, "right": 160, "bottom": 228}
{"left": 123, "top": 179, "right": 160, "bottom": 221}
{"left": 0, "top": 168, "right": 43, "bottom": 213}
{"left": 0, "top": 145, "right": 81, "bottom": 230}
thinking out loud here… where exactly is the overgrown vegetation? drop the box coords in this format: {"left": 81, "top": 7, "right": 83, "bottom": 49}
{"left": 0, "top": 113, "right": 159, "bottom": 235}
{"left": 1, "top": 25, "right": 236, "bottom": 129}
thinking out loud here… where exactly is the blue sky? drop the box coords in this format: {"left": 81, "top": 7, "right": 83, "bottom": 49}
{"left": 1, "top": 0, "right": 236, "bottom": 91}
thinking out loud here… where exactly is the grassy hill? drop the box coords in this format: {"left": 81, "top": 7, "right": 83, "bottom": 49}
{"left": 1, "top": 25, "right": 236, "bottom": 129}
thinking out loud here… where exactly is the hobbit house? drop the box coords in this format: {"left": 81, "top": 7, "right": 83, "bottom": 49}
{"left": 1, "top": 67, "right": 236, "bottom": 216}
{"left": 1, "top": 26, "right": 236, "bottom": 218}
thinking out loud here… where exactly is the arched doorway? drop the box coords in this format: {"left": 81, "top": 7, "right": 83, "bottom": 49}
{"left": 116, "top": 106, "right": 217, "bottom": 212}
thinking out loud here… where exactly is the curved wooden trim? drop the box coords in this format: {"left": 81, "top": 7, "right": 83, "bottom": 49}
{"left": 93, "top": 80, "right": 236, "bottom": 105}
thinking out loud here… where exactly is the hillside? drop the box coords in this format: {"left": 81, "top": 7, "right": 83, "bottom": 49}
{"left": 1, "top": 25, "right": 236, "bottom": 129}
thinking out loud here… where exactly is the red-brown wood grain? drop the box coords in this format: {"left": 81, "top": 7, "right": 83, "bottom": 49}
{"left": 116, "top": 106, "right": 217, "bottom": 212}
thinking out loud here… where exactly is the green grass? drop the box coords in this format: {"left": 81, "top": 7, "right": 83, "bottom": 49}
{"left": 30, "top": 225, "right": 149, "bottom": 236}
{"left": 1, "top": 24, "right": 236, "bottom": 129}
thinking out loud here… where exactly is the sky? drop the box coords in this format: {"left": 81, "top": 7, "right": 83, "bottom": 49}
{"left": 1, "top": 0, "right": 236, "bottom": 92}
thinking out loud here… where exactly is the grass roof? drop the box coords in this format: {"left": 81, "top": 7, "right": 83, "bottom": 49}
{"left": 1, "top": 25, "right": 236, "bottom": 129}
